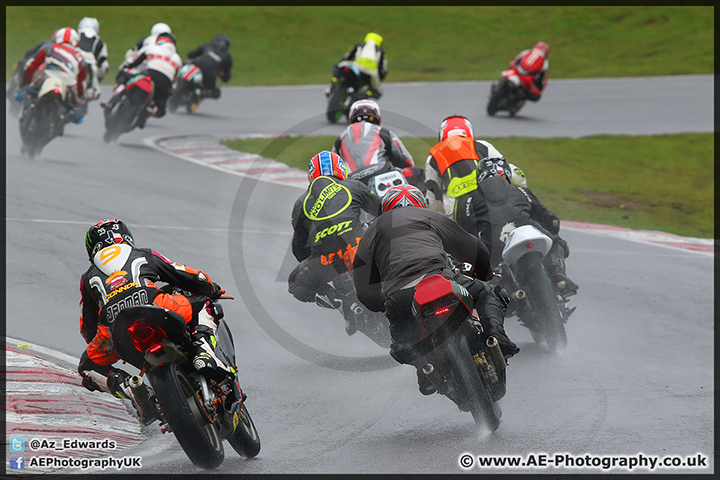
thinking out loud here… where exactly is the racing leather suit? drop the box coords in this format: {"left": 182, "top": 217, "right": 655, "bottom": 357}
{"left": 119, "top": 41, "right": 181, "bottom": 116}
{"left": 454, "top": 175, "right": 574, "bottom": 293}
{"left": 331, "top": 121, "right": 425, "bottom": 191}
{"left": 77, "top": 244, "right": 218, "bottom": 396}
{"left": 186, "top": 42, "right": 233, "bottom": 95}
{"left": 22, "top": 42, "right": 91, "bottom": 108}
{"left": 288, "top": 175, "right": 381, "bottom": 308}
{"left": 77, "top": 28, "right": 109, "bottom": 100}
{"left": 424, "top": 135, "right": 505, "bottom": 218}
{"left": 336, "top": 40, "right": 388, "bottom": 97}
{"left": 352, "top": 206, "right": 517, "bottom": 361}
{"left": 508, "top": 48, "right": 549, "bottom": 101}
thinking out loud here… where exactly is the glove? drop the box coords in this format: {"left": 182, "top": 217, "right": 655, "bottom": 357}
{"left": 210, "top": 282, "right": 226, "bottom": 300}
{"left": 490, "top": 284, "right": 510, "bottom": 310}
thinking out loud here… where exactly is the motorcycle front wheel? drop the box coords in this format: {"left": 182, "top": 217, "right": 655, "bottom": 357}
{"left": 326, "top": 84, "right": 348, "bottom": 123}
{"left": 225, "top": 402, "right": 261, "bottom": 459}
{"left": 149, "top": 363, "right": 224, "bottom": 469}
{"left": 486, "top": 81, "right": 506, "bottom": 116}
{"left": 523, "top": 260, "right": 567, "bottom": 350}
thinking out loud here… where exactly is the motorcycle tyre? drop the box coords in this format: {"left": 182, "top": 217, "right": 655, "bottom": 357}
{"left": 225, "top": 402, "right": 261, "bottom": 459}
{"left": 486, "top": 82, "right": 505, "bottom": 116}
{"left": 326, "top": 85, "right": 347, "bottom": 123}
{"left": 525, "top": 262, "right": 568, "bottom": 351}
{"left": 149, "top": 362, "right": 224, "bottom": 469}
{"left": 445, "top": 334, "right": 501, "bottom": 432}
{"left": 23, "top": 102, "right": 55, "bottom": 158}
{"left": 104, "top": 95, "right": 141, "bottom": 143}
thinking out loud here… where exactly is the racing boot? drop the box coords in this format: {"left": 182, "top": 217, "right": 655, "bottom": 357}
{"left": 481, "top": 286, "right": 520, "bottom": 358}
{"left": 190, "top": 305, "right": 234, "bottom": 382}
{"left": 550, "top": 270, "right": 579, "bottom": 297}
{"left": 191, "top": 326, "right": 234, "bottom": 382}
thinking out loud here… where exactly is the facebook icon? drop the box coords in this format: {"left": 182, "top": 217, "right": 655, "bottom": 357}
{"left": 9, "top": 455, "right": 25, "bottom": 470}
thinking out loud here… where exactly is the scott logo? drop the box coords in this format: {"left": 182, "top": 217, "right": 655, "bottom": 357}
{"left": 315, "top": 220, "right": 352, "bottom": 243}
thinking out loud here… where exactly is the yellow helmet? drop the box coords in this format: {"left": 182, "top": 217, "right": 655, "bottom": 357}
{"left": 364, "top": 32, "right": 383, "bottom": 46}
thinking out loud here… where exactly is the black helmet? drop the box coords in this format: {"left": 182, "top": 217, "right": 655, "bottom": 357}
{"left": 212, "top": 34, "right": 230, "bottom": 51}
{"left": 85, "top": 219, "right": 134, "bottom": 261}
{"left": 477, "top": 157, "right": 512, "bottom": 184}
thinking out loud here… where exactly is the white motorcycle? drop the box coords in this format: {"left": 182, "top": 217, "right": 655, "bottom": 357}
{"left": 497, "top": 225, "right": 575, "bottom": 350}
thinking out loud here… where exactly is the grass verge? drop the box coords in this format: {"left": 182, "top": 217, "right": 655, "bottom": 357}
{"left": 222, "top": 133, "right": 714, "bottom": 239}
{"left": 6, "top": 6, "right": 713, "bottom": 85}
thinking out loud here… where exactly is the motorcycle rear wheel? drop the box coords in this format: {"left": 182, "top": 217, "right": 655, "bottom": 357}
{"left": 445, "top": 334, "right": 501, "bottom": 432}
{"left": 225, "top": 402, "right": 261, "bottom": 459}
{"left": 149, "top": 363, "right": 224, "bottom": 469}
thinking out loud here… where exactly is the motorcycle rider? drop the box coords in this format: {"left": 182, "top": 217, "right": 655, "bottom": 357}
{"left": 455, "top": 157, "right": 578, "bottom": 296}
{"left": 352, "top": 185, "right": 519, "bottom": 394}
{"left": 425, "top": 115, "right": 508, "bottom": 217}
{"left": 330, "top": 32, "right": 388, "bottom": 98}
{"left": 103, "top": 32, "right": 181, "bottom": 127}
{"left": 76, "top": 17, "right": 109, "bottom": 104}
{"left": 77, "top": 219, "right": 234, "bottom": 420}
{"left": 119, "top": 22, "right": 173, "bottom": 70}
{"left": 332, "top": 99, "right": 426, "bottom": 192}
{"left": 288, "top": 151, "right": 382, "bottom": 335}
{"left": 183, "top": 34, "right": 233, "bottom": 100}
{"left": 506, "top": 41, "right": 550, "bottom": 102}
{"left": 16, "top": 27, "right": 91, "bottom": 124}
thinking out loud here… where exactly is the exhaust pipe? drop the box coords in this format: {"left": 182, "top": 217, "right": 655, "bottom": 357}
{"left": 129, "top": 375, "right": 151, "bottom": 404}
{"left": 422, "top": 364, "right": 434, "bottom": 375}
{"left": 350, "top": 302, "right": 363, "bottom": 315}
{"left": 511, "top": 289, "right": 526, "bottom": 300}
{"left": 486, "top": 336, "right": 507, "bottom": 373}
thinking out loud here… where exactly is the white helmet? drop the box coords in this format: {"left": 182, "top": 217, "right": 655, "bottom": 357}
{"left": 150, "top": 22, "right": 172, "bottom": 36}
{"left": 78, "top": 17, "right": 100, "bottom": 34}
{"left": 53, "top": 27, "right": 80, "bottom": 48}
{"left": 508, "top": 163, "right": 527, "bottom": 187}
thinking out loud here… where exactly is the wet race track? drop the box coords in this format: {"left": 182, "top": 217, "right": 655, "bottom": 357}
{"left": 4, "top": 75, "right": 714, "bottom": 474}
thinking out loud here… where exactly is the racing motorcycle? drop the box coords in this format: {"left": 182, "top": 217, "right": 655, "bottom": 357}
{"left": 325, "top": 62, "right": 377, "bottom": 124}
{"left": 110, "top": 297, "right": 261, "bottom": 469}
{"left": 17, "top": 76, "right": 71, "bottom": 158}
{"left": 168, "top": 63, "right": 209, "bottom": 114}
{"left": 486, "top": 66, "right": 543, "bottom": 117}
{"left": 103, "top": 72, "right": 155, "bottom": 143}
{"left": 410, "top": 273, "right": 507, "bottom": 431}
{"left": 496, "top": 225, "right": 575, "bottom": 350}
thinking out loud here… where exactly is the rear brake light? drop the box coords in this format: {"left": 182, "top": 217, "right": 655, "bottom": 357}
{"left": 148, "top": 344, "right": 164, "bottom": 354}
{"left": 435, "top": 307, "right": 450, "bottom": 315}
{"left": 128, "top": 320, "right": 167, "bottom": 353}
{"left": 526, "top": 243, "right": 534, "bottom": 248}
{"left": 53, "top": 88, "right": 60, "bottom": 94}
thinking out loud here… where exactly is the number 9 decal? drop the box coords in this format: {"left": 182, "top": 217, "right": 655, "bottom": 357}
{"left": 99, "top": 245, "right": 122, "bottom": 265}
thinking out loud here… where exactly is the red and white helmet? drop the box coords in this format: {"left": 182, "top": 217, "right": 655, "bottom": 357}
{"left": 53, "top": 27, "right": 80, "bottom": 48}
{"left": 307, "top": 151, "right": 347, "bottom": 182}
{"left": 381, "top": 185, "right": 427, "bottom": 213}
{"left": 534, "top": 41, "right": 550, "bottom": 57}
{"left": 438, "top": 115, "right": 474, "bottom": 142}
